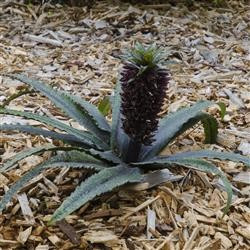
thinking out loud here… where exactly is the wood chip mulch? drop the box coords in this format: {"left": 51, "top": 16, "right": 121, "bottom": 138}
{"left": 0, "top": 0, "right": 249, "bottom": 249}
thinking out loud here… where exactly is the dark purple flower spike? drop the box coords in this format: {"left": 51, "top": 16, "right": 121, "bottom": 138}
{"left": 120, "top": 43, "right": 170, "bottom": 162}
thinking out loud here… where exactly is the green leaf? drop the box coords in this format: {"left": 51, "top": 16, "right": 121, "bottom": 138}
{"left": 110, "top": 81, "right": 130, "bottom": 158}
{"left": 159, "top": 112, "right": 218, "bottom": 145}
{"left": 161, "top": 150, "right": 250, "bottom": 167}
{"left": 6, "top": 74, "right": 110, "bottom": 140}
{"left": 169, "top": 158, "right": 232, "bottom": 215}
{"left": 0, "top": 87, "right": 34, "bottom": 108}
{"left": 98, "top": 96, "right": 111, "bottom": 116}
{"left": 201, "top": 114, "right": 218, "bottom": 144}
{"left": 110, "top": 81, "right": 121, "bottom": 152}
{"left": 0, "top": 152, "right": 108, "bottom": 213}
{"left": 123, "top": 43, "right": 165, "bottom": 69}
{"left": 88, "top": 149, "right": 122, "bottom": 164}
{"left": 46, "top": 162, "right": 105, "bottom": 170}
{"left": 0, "top": 145, "right": 57, "bottom": 172}
{"left": 0, "top": 145, "right": 73, "bottom": 173}
{"left": 0, "top": 108, "right": 108, "bottom": 150}
{"left": 47, "top": 150, "right": 107, "bottom": 167}
{"left": 217, "top": 102, "right": 226, "bottom": 119}
{"left": 49, "top": 165, "right": 142, "bottom": 223}
{"left": 116, "top": 129, "right": 130, "bottom": 162}
{"left": 43, "top": 151, "right": 107, "bottom": 170}
{"left": 140, "top": 101, "right": 215, "bottom": 160}
{"left": 0, "top": 124, "right": 90, "bottom": 147}
{"left": 61, "top": 91, "right": 111, "bottom": 134}
{"left": 135, "top": 158, "right": 232, "bottom": 215}
{"left": 0, "top": 160, "right": 48, "bottom": 212}
{"left": 110, "top": 81, "right": 122, "bottom": 152}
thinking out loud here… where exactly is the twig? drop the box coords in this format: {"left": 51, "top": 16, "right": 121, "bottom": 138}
{"left": 121, "top": 195, "right": 160, "bottom": 220}
{"left": 182, "top": 226, "right": 200, "bottom": 250}
{"left": 165, "top": 204, "right": 178, "bottom": 229}
{"left": 24, "top": 34, "right": 63, "bottom": 47}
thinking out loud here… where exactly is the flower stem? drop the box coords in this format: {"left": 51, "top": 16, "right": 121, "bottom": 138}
{"left": 124, "top": 139, "right": 141, "bottom": 163}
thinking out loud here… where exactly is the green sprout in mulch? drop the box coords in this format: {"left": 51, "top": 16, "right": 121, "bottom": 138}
{"left": 0, "top": 43, "right": 249, "bottom": 225}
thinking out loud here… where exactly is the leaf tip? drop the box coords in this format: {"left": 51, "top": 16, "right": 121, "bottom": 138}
{"left": 217, "top": 102, "right": 226, "bottom": 119}
{"left": 47, "top": 217, "right": 56, "bottom": 226}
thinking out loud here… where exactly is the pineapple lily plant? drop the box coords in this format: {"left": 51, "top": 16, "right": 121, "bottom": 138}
{"left": 0, "top": 44, "right": 249, "bottom": 224}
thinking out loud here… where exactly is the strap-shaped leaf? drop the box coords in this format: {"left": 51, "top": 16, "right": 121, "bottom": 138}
{"left": 49, "top": 165, "right": 142, "bottom": 223}
{"left": 6, "top": 74, "right": 109, "bottom": 140}
{"left": 88, "top": 149, "right": 122, "bottom": 164}
{"left": 45, "top": 162, "right": 105, "bottom": 170}
{"left": 0, "top": 160, "right": 48, "bottom": 212}
{"left": 43, "top": 152, "right": 107, "bottom": 170}
{"left": 46, "top": 150, "right": 107, "bottom": 167}
{"left": 61, "top": 91, "right": 110, "bottom": 133}
{"left": 201, "top": 114, "right": 218, "bottom": 144}
{"left": 159, "top": 150, "right": 250, "bottom": 167}
{"left": 168, "top": 112, "right": 218, "bottom": 144}
{"left": 0, "top": 145, "right": 110, "bottom": 174}
{"left": 0, "top": 152, "right": 108, "bottom": 213}
{"left": 111, "top": 81, "right": 122, "bottom": 152}
{"left": 135, "top": 158, "right": 232, "bottom": 215}
{"left": 169, "top": 159, "right": 232, "bottom": 215}
{"left": 110, "top": 81, "right": 130, "bottom": 158}
{"left": 118, "top": 131, "right": 130, "bottom": 161}
{"left": 21, "top": 150, "right": 107, "bottom": 171}
{"left": 0, "top": 124, "right": 89, "bottom": 147}
{"left": 0, "top": 108, "right": 108, "bottom": 150}
{"left": 0, "top": 145, "right": 58, "bottom": 172}
{"left": 140, "top": 101, "right": 215, "bottom": 160}
{"left": 217, "top": 102, "right": 226, "bottom": 119}
{"left": 58, "top": 91, "right": 109, "bottom": 141}
{"left": 0, "top": 87, "right": 34, "bottom": 108}
{"left": 98, "top": 96, "right": 111, "bottom": 116}
{"left": 152, "top": 112, "right": 218, "bottom": 147}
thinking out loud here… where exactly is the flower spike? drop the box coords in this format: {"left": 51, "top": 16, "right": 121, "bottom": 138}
{"left": 120, "top": 43, "right": 170, "bottom": 151}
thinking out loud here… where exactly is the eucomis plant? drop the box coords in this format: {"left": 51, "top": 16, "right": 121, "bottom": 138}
{"left": 0, "top": 44, "right": 249, "bottom": 224}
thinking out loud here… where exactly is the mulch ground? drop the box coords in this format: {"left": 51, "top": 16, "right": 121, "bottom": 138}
{"left": 0, "top": 0, "right": 249, "bottom": 249}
